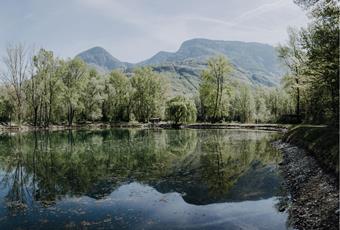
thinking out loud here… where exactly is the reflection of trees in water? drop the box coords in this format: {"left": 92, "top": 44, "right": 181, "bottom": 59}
{"left": 197, "top": 130, "right": 281, "bottom": 200}
{"left": 0, "top": 129, "right": 198, "bottom": 206}
{"left": 1, "top": 135, "right": 33, "bottom": 212}
{"left": 150, "top": 130, "right": 282, "bottom": 205}
{"left": 0, "top": 129, "right": 281, "bottom": 208}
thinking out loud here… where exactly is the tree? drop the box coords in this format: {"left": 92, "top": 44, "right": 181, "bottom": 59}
{"left": 103, "top": 70, "right": 131, "bottom": 122}
{"left": 0, "top": 88, "right": 14, "bottom": 123}
{"left": 25, "top": 50, "right": 41, "bottom": 126}
{"left": 300, "top": 0, "right": 339, "bottom": 123}
{"left": 26, "top": 49, "right": 62, "bottom": 127}
{"left": 254, "top": 88, "right": 270, "bottom": 123}
{"left": 1, "top": 44, "right": 30, "bottom": 126}
{"left": 80, "top": 69, "right": 104, "bottom": 121}
{"left": 277, "top": 28, "right": 306, "bottom": 121}
{"left": 130, "top": 67, "right": 165, "bottom": 122}
{"left": 199, "top": 56, "right": 233, "bottom": 122}
{"left": 286, "top": 0, "right": 339, "bottom": 123}
{"left": 61, "top": 58, "right": 87, "bottom": 126}
{"left": 266, "top": 88, "right": 294, "bottom": 122}
{"left": 165, "top": 96, "right": 197, "bottom": 125}
{"left": 238, "top": 86, "right": 256, "bottom": 123}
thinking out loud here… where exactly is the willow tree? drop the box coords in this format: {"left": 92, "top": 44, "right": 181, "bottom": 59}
{"left": 199, "top": 56, "right": 233, "bottom": 122}
{"left": 165, "top": 96, "right": 197, "bottom": 125}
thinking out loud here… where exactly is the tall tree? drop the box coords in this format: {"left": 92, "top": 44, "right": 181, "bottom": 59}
{"left": 103, "top": 70, "right": 131, "bottom": 122}
{"left": 81, "top": 69, "right": 104, "bottom": 121}
{"left": 130, "top": 67, "right": 165, "bottom": 122}
{"left": 238, "top": 85, "right": 256, "bottom": 123}
{"left": 199, "top": 56, "right": 233, "bottom": 122}
{"left": 1, "top": 44, "right": 30, "bottom": 126}
{"left": 300, "top": 0, "right": 339, "bottom": 122}
{"left": 277, "top": 28, "right": 306, "bottom": 121}
{"left": 61, "top": 58, "right": 87, "bottom": 126}
{"left": 28, "top": 49, "right": 61, "bottom": 127}
{"left": 0, "top": 87, "right": 14, "bottom": 123}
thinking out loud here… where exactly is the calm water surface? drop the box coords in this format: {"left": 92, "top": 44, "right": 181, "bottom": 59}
{"left": 0, "top": 129, "right": 290, "bottom": 229}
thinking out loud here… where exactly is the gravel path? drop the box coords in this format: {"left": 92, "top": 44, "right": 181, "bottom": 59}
{"left": 273, "top": 141, "right": 339, "bottom": 230}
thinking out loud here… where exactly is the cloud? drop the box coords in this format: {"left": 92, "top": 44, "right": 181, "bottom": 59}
{"left": 0, "top": 0, "right": 309, "bottom": 63}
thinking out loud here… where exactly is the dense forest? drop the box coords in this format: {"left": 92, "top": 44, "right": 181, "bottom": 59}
{"left": 0, "top": 0, "right": 338, "bottom": 127}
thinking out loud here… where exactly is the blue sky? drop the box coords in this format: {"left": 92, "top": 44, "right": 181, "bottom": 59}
{"left": 0, "top": 0, "right": 308, "bottom": 63}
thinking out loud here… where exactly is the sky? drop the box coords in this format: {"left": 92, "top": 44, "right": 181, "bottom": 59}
{"left": 0, "top": 0, "right": 309, "bottom": 63}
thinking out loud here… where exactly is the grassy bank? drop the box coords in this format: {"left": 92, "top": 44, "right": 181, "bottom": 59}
{"left": 283, "top": 125, "right": 339, "bottom": 176}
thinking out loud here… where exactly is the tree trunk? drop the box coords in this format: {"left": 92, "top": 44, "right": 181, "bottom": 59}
{"left": 296, "top": 78, "right": 301, "bottom": 122}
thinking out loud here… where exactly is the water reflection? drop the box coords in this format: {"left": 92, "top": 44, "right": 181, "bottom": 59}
{"left": 0, "top": 129, "right": 288, "bottom": 229}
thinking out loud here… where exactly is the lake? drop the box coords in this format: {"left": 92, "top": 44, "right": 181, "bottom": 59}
{"left": 0, "top": 129, "right": 291, "bottom": 229}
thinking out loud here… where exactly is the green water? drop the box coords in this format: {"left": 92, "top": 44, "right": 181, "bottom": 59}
{"left": 0, "top": 129, "right": 290, "bottom": 229}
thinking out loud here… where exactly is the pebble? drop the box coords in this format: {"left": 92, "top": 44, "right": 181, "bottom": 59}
{"left": 273, "top": 141, "right": 339, "bottom": 230}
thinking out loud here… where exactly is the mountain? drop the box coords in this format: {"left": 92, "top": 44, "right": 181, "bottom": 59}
{"left": 76, "top": 39, "right": 285, "bottom": 96}
{"left": 76, "top": 47, "right": 132, "bottom": 72}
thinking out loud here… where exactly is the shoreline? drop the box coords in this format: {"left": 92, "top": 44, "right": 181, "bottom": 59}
{"left": 273, "top": 141, "right": 339, "bottom": 230}
{"left": 0, "top": 122, "right": 289, "bottom": 133}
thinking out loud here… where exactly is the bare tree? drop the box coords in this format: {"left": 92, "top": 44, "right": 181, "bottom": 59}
{"left": 1, "top": 44, "right": 30, "bottom": 126}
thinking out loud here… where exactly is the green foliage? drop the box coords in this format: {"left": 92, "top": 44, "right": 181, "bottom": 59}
{"left": 1, "top": 43, "right": 29, "bottom": 125}
{"left": 0, "top": 89, "right": 14, "bottom": 122}
{"left": 103, "top": 70, "right": 132, "bottom": 122}
{"left": 277, "top": 28, "right": 306, "bottom": 121}
{"left": 26, "top": 49, "right": 63, "bottom": 126}
{"left": 278, "top": 0, "right": 339, "bottom": 124}
{"left": 228, "top": 85, "right": 293, "bottom": 123}
{"left": 130, "top": 67, "right": 166, "bottom": 122}
{"left": 81, "top": 69, "right": 104, "bottom": 121}
{"left": 61, "top": 58, "right": 87, "bottom": 126}
{"left": 199, "top": 56, "right": 232, "bottom": 122}
{"left": 165, "top": 96, "right": 197, "bottom": 124}
{"left": 236, "top": 85, "right": 256, "bottom": 123}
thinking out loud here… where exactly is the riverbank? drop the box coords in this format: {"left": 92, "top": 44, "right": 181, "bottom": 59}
{"left": 273, "top": 125, "right": 339, "bottom": 229}
{"left": 283, "top": 125, "right": 339, "bottom": 175}
{"left": 0, "top": 122, "right": 290, "bottom": 133}
{"left": 274, "top": 141, "right": 339, "bottom": 230}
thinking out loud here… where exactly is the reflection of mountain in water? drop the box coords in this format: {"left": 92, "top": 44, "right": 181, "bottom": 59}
{"left": 0, "top": 129, "right": 282, "bottom": 207}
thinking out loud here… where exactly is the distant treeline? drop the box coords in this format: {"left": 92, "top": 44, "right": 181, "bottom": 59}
{"left": 0, "top": 0, "right": 338, "bottom": 126}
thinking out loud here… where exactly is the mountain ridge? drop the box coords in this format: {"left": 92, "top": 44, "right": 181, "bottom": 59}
{"left": 76, "top": 38, "right": 285, "bottom": 95}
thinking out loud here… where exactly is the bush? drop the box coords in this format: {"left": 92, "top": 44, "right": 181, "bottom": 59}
{"left": 165, "top": 96, "right": 197, "bottom": 125}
